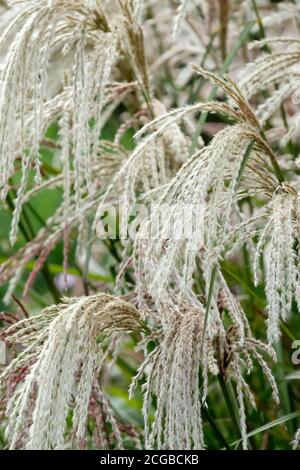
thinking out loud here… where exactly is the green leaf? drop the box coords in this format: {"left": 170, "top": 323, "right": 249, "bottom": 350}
{"left": 284, "top": 371, "right": 300, "bottom": 381}
{"left": 230, "top": 411, "right": 300, "bottom": 446}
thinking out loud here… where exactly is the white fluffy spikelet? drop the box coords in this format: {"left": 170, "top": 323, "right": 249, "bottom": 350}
{"left": 72, "top": 29, "right": 118, "bottom": 212}
{"left": 0, "top": 0, "right": 119, "bottom": 244}
{"left": 0, "top": 293, "right": 142, "bottom": 449}
{"left": 261, "top": 187, "right": 299, "bottom": 343}
{"left": 173, "top": 0, "right": 189, "bottom": 36}
{"left": 133, "top": 124, "right": 253, "bottom": 308}
{"left": 130, "top": 305, "right": 205, "bottom": 450}
{"left": 212, "top": 308, "right": 279, "bottom": 450}
{"left": 292, "top": 427, "right": 300, "bottom": 450}
{"left": 256, "top": 2, "right": 300, "bottom": 29}
{"left": 239, "top": 51, "right": 300, "bottom": 99}
{"left": 1, "top": 1, "right": 59, "bottom": 244}
{"left": 127, "top": 68, "right": 270, "bottom": 308}
{"left": 129, "top": 293, "right": 279, "bottom": 450}
{"left": 235, "top": 365, "right": 248, "bottom": 450}
{"left": 94, "top": 100, "right": 190, "bottom": 236}
{"left": 93, "top": 82, "right": 249, "bottom": 232}
{"left": 132, "top": 0, "right": 144, "bottom": 24}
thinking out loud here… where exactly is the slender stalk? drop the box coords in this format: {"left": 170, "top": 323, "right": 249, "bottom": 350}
{"left": 202, "top": 405, "right": 230, "bottom": 449}
{"left": 200, "top": 265, "right": 217, "bottom": 358}
{"left": 218, "top": 0, "right": 229, "bottom": 61}
{"left": 82, "top": 219, "right": 93, "bottom": 296}
{"left": 11, "top": 294, "right": 29, "bottom": 318}
{"left": 251, "top": 0, "right": 267, "bottom": 42}
{"left": 218, "top": 375, "right": 241, "bottom": 441}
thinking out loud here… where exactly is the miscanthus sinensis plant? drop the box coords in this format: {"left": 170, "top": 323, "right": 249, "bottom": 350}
{"left": 0, "top": 0, "right": 300, "bottom": 451}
